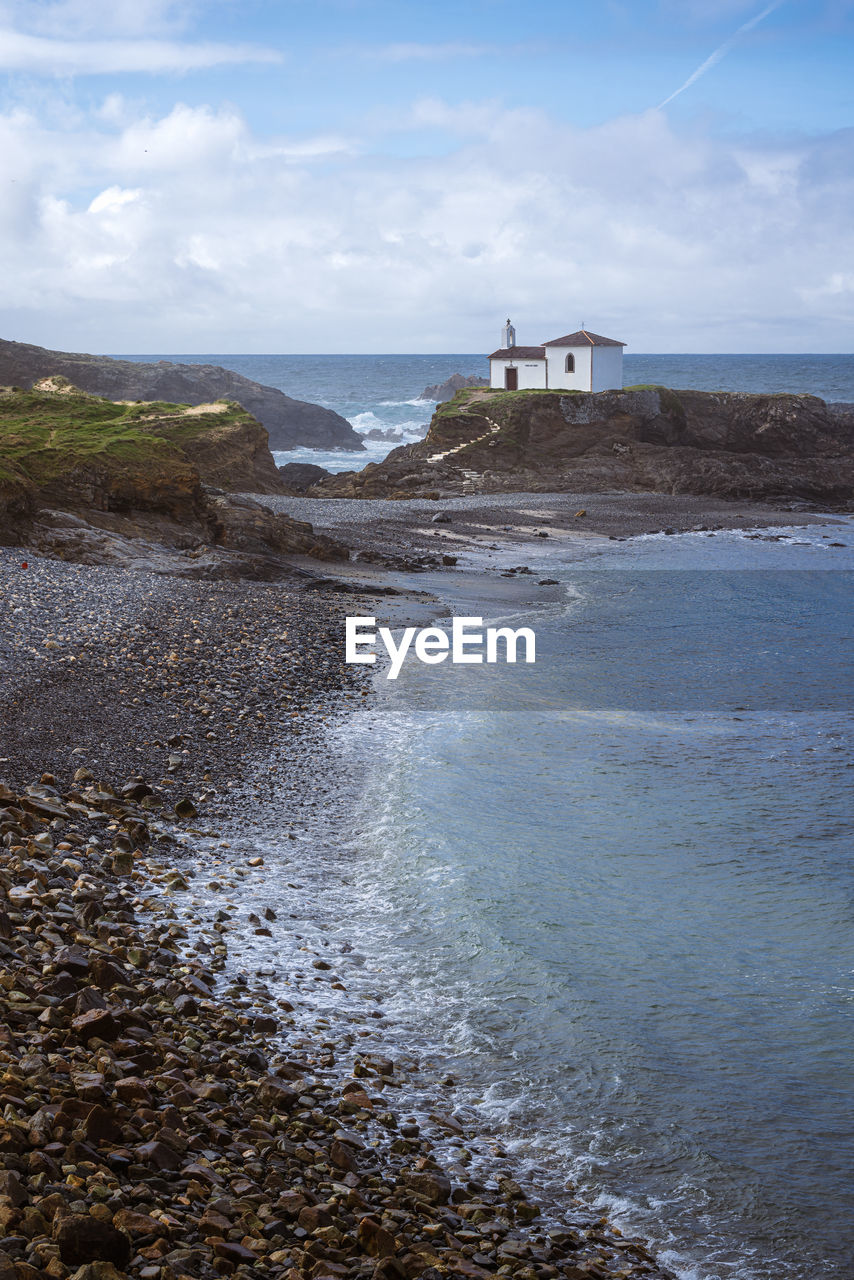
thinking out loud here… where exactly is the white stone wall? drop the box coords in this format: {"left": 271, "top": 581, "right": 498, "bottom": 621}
{"left": 489, "top": 358, "right": 547, "bottom": 389}
{"left": 590, "top": 345, "right": 624, "bottom": 392}
{"left": 545, "top": 345, "right": 591, "bottom": 390}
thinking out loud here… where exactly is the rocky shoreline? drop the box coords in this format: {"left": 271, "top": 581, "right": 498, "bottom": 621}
{"left": 0, "top": 549, "right": 679, "bottom": 1280}
{"left": 249, "top": 490, "right": 851, "bottom": 569}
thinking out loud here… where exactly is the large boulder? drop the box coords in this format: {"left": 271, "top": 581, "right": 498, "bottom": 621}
{"left": 277, "top": 462, "right": 333, "bottom": 493}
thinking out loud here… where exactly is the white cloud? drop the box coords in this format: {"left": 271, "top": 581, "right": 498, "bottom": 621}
{"left": 0, "top": 98, "right": 851, "bottom": 351}
{"left": 87, "top": 185, "right": 141, "bottom": 213}
{"left": 0, "top": 27, "right": 281, "bottom": 75}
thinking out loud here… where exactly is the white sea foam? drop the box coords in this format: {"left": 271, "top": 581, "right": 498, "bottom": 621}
{"left": 347, "top": 410, "right": 384, "bottom": 431}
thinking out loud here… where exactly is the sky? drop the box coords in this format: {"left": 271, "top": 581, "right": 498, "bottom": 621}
{"left": 0, "top": 0, "right": 852, "bottom": 353}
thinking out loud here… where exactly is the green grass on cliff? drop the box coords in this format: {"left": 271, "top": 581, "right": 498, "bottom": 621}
{"left": 0, "top": 387, "right": 247, "bottom": 488}
{"left": 434, "top": 387, "right": 576, "bottom": 417}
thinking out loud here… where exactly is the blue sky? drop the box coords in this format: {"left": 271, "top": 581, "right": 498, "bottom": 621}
{"left": 0, "top": 0, "right": 852, "bottom": 351}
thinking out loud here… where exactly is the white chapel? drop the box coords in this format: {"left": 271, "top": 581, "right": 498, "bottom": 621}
{"left": 489, "top": 319, "right": 625, "bottom": 393}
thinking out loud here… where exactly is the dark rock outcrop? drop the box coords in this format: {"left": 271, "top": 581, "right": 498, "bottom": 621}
{"left": 277, "top": 461, "right": 333, "bottom": 493}
{"left": 0, "top": 336, "right": 364, "bottom": 451}
{"left": 419, "top": 372, "right": 488, "bottom": 401}
{"left": 314, "top": 386, "right": 854, "bottom": 503}
{"left": 205, "top": 490, "right": 345, "bottom": 561}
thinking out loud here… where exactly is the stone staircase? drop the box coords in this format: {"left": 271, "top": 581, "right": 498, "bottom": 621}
{"left": 426, "top": 415, "right": 502, "bottom": 467}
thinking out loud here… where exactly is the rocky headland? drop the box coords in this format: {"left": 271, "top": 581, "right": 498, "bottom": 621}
{"left": 0, "top": 339, "right": 364, "bottom": 453}
{"left": 0, "top": 382, "right": 346, "bottom": 576}
{"left": 311, "top": 386, "right": 854, "bottom": 504}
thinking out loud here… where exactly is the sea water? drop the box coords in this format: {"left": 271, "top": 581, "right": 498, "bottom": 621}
{"left": 116, "top": 352, "right": 854, "bottom": 471}
{"left": 325, "top": 525, "right": 854, "bottom": 1280}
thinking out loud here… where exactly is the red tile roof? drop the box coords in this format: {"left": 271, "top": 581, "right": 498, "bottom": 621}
{"left": 543, "top": 330, "right": 625, "bottom": 347}
{"left": 488, "top": 346, "right": 546, "bottom": 359}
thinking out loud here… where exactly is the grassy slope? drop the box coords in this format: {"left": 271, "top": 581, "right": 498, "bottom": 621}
{"left": 0, "top": 387, "right": 251, "bottom": 490}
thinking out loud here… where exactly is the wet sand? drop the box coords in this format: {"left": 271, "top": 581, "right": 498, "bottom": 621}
{"left": 254, "top": 491, "right": 849, "bottom": 568}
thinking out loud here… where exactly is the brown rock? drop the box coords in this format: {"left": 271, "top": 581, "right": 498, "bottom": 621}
{"left": 192, "top": 1081, "right": 229, "bottom": 1102}
{"left": 21, "top": 1208, "right": 50, "bottom": 1242}
{"left": 72, "top": 1072, "right": 107, "bottom": 1102}
{"left": 274, "top": 1192, "right": 308, "bottom": 1218}
{"left": 53, "top": 1214, "right": 131, "bottom": 1268}
{"left": 329, "top": 1140, "right": 358, "bottom": 1173}
{"left": 89, "top": 958, "right": 129, "bottom": 990}
{"left": 33, "top": 1193, "right": 68, "bottom": 1223}
{"left": 10, "top": 1263, "right": 44, "bottom": 1280}
{"left": 82, "top": 1105, "right": 123, "bottom": 1144}
{"left": 70, "top": 1008, "right": 120, "bottom": 1044}
{"left": 401, "top": 1170, "right": 451, "bottom": 1205}
{"left": 298, "top": 1205, "right": 333, "bottom": 1232}
{"left": 213, "top": 1241, "right": 258, "bottom": 1263}
{"left": 0, "top": 1171, "right": 27, "bottom": 1207}
{"left": 198, "top": 1210, "right": 231, "bottom": 1236}
{"left": 256, "top": 1076, "right": 299, "bottom": 1110}
{"left": 135, "top": 1140, "right": 182, "bottom": 1171}
{"left": 113, "top": 1077, "right": 152, "bottom": 1106}
{"left": 111, "top": 1209, "right": 163, "bottom": 1238}
{"left": 68, "top": 1266, "right": 128, "bottom": 1280}
{"left": 356, "top": 1216, "right": 396, "bottom": 1259}
{"left": 313, "top": 386, "right": 854, "bottom": 503}
{"left": 54, "top": 945, "right": 90, "bottom": 976}
{"left": 372, "top": 1260, "right": 408, "bottom": 1280}
{"left": 181, "top": 1161, "right": 222, "bottom": 1186}
{"left": 0, "top": 1205, "right": 20, "bottom": 1233}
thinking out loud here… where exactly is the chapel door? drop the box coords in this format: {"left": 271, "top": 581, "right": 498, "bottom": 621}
{"left": 505, "top": 367, "right": 518, "bottom": 390}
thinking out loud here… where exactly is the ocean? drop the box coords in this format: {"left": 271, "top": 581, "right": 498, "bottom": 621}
{"left": 117, "top": 352, "right": 854, "bottom": 472}
{"left": 121, "top": 352, "right": 854, "bottom": 1277}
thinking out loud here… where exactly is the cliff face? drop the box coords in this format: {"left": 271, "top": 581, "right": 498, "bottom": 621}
{"left": 0, "top": 337, "right": 364, "bottom": 452}
{"left": 132, "top": 401, "right": 286, "bottom": 494}
{"left": 0, "top": 384, "right": 347, "bottom": 569}
{"left": 312, "top": 387, "right": 854, "bottom": 503}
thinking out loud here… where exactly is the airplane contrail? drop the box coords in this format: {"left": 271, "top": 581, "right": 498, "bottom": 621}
{"left": 657, "top": 2, "right": 783, "bottom": 110}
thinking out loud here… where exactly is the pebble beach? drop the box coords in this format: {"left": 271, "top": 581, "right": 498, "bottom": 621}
{"left": 0, "top": 549, "right": 677, "bottom": 1280}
